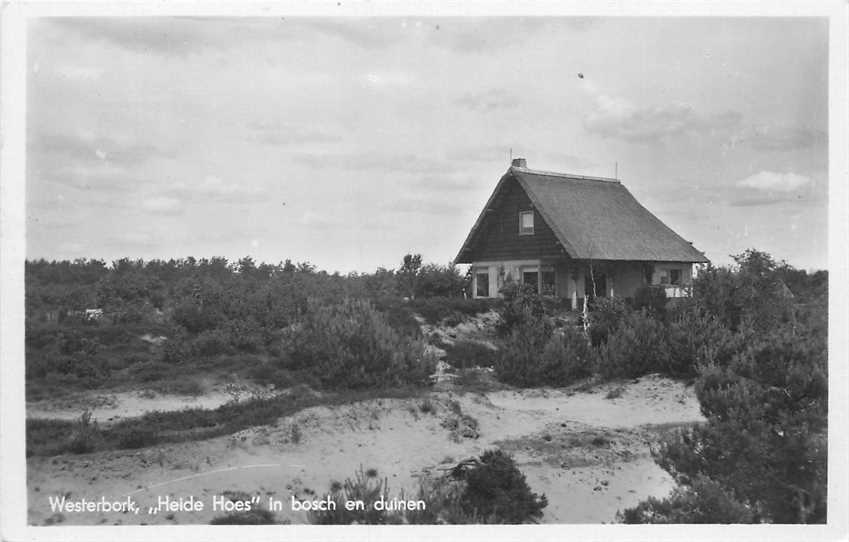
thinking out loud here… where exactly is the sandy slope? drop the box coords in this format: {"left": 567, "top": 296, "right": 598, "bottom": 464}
{"left": 26, "top": 381, "right": 278, "bottom": 424}
{"left": 27, "top": 374, "right": 703, "bottom": 525}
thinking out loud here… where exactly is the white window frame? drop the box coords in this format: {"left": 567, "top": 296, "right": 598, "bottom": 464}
{"left": 474, "top": 268, "right": 491, "bottom": 298}
{"left": 518, "top": 210, "right": 534, "bottom": 235}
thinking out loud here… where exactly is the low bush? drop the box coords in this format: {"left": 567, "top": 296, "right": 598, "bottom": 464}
{"left": 308, "top": 466, "right": 403, "bottom": 525}
{"left": 619, "top": 475, "right": 755, "bottom": 523}
{"left": 493, "top": 308, "right": 553, "bottom": 386}
{"left": 191, "top": 329, "right": 233, "bottom": 357}
{"left": 113, "top": 426, "right": 157, "bottom": 449}
{"left": 587, "top": 297, "right": 629, "bottom": 347}
{"left": 283, "top": 298, "right": 435, "bottom": 389}
{"left": 67, "top": 410, "right": 101, "bottom": 454}
{"left": 441, "top": 340, "right": 496, "bottom": 369}
{"left": 450, "top": 449, "right": 548, "bottom": 523}
{"left": 596, "top": 309, "right": 670, "bottom": 379}
{"left": 210, "top": 508, "right": 277, "bottom": 525}
{"left": 495, "top": 283, "right": 544, "bottom": 337}
{"left": 632, "top": 285, "right": 668, "bottom": 318}
{"left": 408, "top": 297, "right": 492, "bottom": 325}
{"left": 539, "top": 326, "right": 596, "bottom": 384}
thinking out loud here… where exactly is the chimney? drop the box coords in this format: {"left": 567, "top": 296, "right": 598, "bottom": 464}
{"left": 511, "top": 157, "right": 527, "bottom": 168}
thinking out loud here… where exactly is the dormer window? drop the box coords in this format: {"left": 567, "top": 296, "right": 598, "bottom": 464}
{"left": 519, "top": 210, "right": 534, "bottom": 235}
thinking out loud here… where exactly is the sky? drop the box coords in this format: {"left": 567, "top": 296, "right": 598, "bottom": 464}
{"left": 26, "top": 16, "right": 829, "bottom": 272}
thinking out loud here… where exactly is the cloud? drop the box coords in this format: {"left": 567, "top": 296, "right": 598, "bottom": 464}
{"left": 736, "top": 171, "right": 813, "bottom": 192}
{"left": 290, "top": 151, "right": 452, "bottom": 176}
{"left": 44, "top": 17, "right": 293, "bottom": 57}
{"left": 727, "top": 124, "right": 827, "bottom": 151}
{"left": 141, "top": 196, "right": 183, "bottom": 215}
{"left": 360, "top": 71, "right": 416, "bottom": 89}
{"left": 384, "top": 197, "right": 465, "bottom": 216}
{"left": 454, "top": 89, "right": 519, "bottom": 112}
{"left": 584, "top": 95, "right": 741, "bottom": 143}
{"left": 30, "top": 131, "right": 171, "bottom": 166}
{"left": 247, "top": 120, "right": 342, "bottom": 146}
{"left": 430, "top": 18, "right": 594, "bottom": 54}
{"left": 728, "top": 195, "right": 801, "bottom": 207}
{"left": 305, "top": 19, "right": 403, "bottom": 49}
{"left": 412, "top": 175, "right": 481, "bottom": 193}
{"left": 54, "top": 64, "right": 104, "bottom": 81}
{"left": 167, "top": 175, "right": 265, "bottom": 204}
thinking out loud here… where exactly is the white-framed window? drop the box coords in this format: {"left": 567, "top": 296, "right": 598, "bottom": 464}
{"left": 475, "top": 269, "right": 490, "bottom": 298}
{"left": 519, "top": 210, "right": 534, "bottom": 235}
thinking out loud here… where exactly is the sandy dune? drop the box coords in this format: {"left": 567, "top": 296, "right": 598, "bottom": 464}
{"left": 27, "top": 374, "right": 703, "bottom": 525}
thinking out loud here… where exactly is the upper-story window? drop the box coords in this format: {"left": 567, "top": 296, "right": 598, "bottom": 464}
{"left": 519, "top": 210, "right": 534, "bottom": 235}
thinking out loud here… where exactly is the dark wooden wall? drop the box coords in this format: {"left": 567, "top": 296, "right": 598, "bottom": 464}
{"left": 464, "top": 176, "right": 566, "bottom": 262}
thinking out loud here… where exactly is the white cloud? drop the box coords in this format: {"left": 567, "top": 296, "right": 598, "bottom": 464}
{"left": 361, "top": 71, "right": 415, "bottom": 89}
{"left": 736, "top": 171, "right": 813, "bottom": 192}
{"left": 55, "top": 64, "right": 103, "bottom": 80}
{"left": 584, "top": 94, "right": 741, "bottom": 143}
{"left": 141, "top": 196, "right": 183, "bottom": 215}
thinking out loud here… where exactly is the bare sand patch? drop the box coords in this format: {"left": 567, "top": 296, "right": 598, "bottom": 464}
{"left": 27, "top": 375, "right": 703, "bottom": 525}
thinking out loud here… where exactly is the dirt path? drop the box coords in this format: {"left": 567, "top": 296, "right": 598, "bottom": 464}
{"left": 27, "top": 374, "right": 703, "bottom": 525}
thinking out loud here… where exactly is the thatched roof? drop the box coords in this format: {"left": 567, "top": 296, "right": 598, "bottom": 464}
{"left": 456, "top": 164, "right": 709, "bottom": 263}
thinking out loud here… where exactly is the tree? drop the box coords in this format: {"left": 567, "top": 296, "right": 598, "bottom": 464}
{"left": 398, "top": 253, "right": 422, "bottom": 299}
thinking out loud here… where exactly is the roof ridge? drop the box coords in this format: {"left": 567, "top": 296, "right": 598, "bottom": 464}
{"left": 511, "top": 165, "right": 621, "bottom": 184}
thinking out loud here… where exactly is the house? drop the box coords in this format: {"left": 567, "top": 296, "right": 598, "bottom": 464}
{"left": 454, "top": 158, "right": 709, "bottom": 308}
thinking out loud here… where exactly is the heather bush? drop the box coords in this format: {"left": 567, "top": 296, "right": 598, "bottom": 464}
{"left": 587, "top": 297, "right": 629, "bottom": 346}
{"left": 493, "top": 308, "right": 553, "bottom": 386}
{"left": 191, "top": 328, "right": 233, "bottom": 357}
{"left": 283, "top": 298, "right": 435, "bottom": 389}
{"left": 308, "top": 467, "right": 403, "bottom": 524}
{"left": 408, "top": 297, "right": 491, "bottom": 325}
{"left": 450, "top": 449, "right": 547, "bottom": 523}
{"left": 440, "top": 340, "right": 496, "bottom": 369}
{"left": 664, "top": 302, "right": 742, "bottom": 376}
{"left": 619, "top": 475, "right": 755, "bottom": 523}
{"left": 210, "top": 508, "right": 277, "bottom": 524}
{"left": 538, "top": 326, "right": 596, "bottom": 384}
{"left": 68, "top": 410, "right": 101, "bottom": 454}
{"left": 632, "top": 285, "right": 668, "bottom": 318}
{"left": 596, "top": 309, "right": 670, "bottom": 379}
{"left": 495, "top": 282, "right": 545, "bottom": 336}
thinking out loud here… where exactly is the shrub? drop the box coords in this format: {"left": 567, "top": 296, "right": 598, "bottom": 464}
{"left": 283, "top": 298, "right": 435, "bottom": 389}
{"left": 441, "top": 340, "right": 496, "bottom": 369}
{"left": 450, "top": 450, "right": 547, "bottom": 523}
{"left": 665, "top": 303, "right": 740, "bottom": 377}
{"left": 587, "top": 297, "right": 629, "bottom": 346}
{"left": 493, "top": 308, "right": 553, "bottom": 386}
{"left": 210, "top": 508, "right": 277, "bottom": 525}
{"left": 408, "top": 297, "right": 491, "bottom": 326}
{"left": 191, "top": 329, "right": 233, "bottom": 357}
{"left": 632, "top": 285, "right": 668, "bottom": 318}
{"left": 619, "top": 475, "right": 755, "bottom": 523}
{"left": 308, "top": 467, "right": 403, "bottom": 524}
{"left": 113, "top": 426, "right": 157, "bottom": 449}
{"left": 596, "top": 310, "right": 670, "bottom": 379}
{"left": 415, "top": 263, "right": 468, "bottom": 298}
{"left": 495, "top": 283, "right": 544, "bottom": 336}
{"left": 404, "top": 473, "right": 470, "bottom": 524}
{"left": 539, "top": 326, "right": 596, "bottom": 384}
{"left": 68, "top": 410, "right": 101, "bottom": 454}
